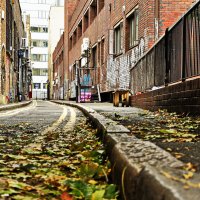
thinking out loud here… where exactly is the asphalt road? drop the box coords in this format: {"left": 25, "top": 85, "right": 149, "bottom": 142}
{"left": 0, "top": 100, "right": 77, "bottom": 133}
{"left": 0, "top": 101, "right": 118, "bottom": 199}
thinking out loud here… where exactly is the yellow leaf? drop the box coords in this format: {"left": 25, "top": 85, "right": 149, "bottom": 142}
{"left": 183, "top": 185, "right": 190, "bottom": 190}
{"left": 91, "top": 190, "right": 105, "bottom": 200}
{"left": 167, "top": 148, "right": 172, "bottom": 152}
{"left": 185, "top": 162, "right": 196, "bottom": 172}
{"left": 88, "top": 180, "right": 97, "bottom": 185}
{"left": 183, "top": 172, "right": 193, "bottom": 180}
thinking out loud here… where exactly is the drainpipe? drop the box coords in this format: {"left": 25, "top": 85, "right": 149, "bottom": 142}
{"left": 155, "top": 0, "right": 160, "bottom": 41}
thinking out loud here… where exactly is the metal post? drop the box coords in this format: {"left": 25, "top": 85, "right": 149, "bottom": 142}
{"left": 63, "top": 56, "right": 65, "bottom": 100}
{"left": 75, "top": 60, "right": 79, "bottom": 103}
{"left": 182, "top": 16, "right": 186, "bottom": 82}
{"left": 165, "top": 28, "right": 169, "bottom": 86}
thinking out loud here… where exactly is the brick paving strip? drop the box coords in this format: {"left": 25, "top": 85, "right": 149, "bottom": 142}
{"left": 52, "top": 100, "right": 200, "bottom": 200}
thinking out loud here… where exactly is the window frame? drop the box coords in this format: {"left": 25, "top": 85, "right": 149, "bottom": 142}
{"left": 127, "top": 9, "right": 139, "bottom": 49}
{"left": 114, "top": 22, "right": 123, "bottom": 55}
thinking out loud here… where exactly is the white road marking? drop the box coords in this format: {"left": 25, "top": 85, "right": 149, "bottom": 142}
{"left": 64, "top": 107, "right": 76, "bottom": 132}
{"left": 0, "top": 101, "right": 37, "bottom": 118}
{"left": 41, "top": 104, "right": 68, "bottom": 135}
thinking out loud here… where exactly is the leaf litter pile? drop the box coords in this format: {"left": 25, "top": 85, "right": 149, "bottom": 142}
{"left": 0, "top": 115, "right": 118, "bottom": 199}
{"left": 102, "top": 110, "right": 200, "bottom": 172}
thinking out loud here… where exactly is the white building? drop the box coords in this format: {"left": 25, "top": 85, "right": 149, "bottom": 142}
{"left": 48, "top": 6, "right": 64, "bottom": 100}
{"left": 19, "top": 0, "right": 64, "bottom": 99}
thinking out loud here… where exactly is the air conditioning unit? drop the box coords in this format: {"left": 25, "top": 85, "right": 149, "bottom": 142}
{"left": 21, "top": 38, "right": 27, "bottom": 48}
{"left": 81, "top": 57, "right": 87, "bottom": 67}
{"left": 83, "top": 38, "right": 89, "bottom": 50}
{"left": 1, "top": 10, "right": 5, "bottom": 20}
{"left": 81, "top": 44, "right": 85, "bottom": 56}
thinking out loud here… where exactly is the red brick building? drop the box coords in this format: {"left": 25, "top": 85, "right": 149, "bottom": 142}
{"left": 64, "top": 0, "right": 194, "bottom": 101}
{"left": 52, "top": 33, "right": 64, "bottom": 99}
{"left": 0, "top": 0, "right": 28, "bottom": 104}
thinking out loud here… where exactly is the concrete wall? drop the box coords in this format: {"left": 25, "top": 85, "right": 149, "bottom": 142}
{"left": 130, "top": 78, "right": 200, "bottom": 115}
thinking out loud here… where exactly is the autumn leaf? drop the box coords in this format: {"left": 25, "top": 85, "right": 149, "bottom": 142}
{"left": 61, "top": 192, "right": 73, "bottom": 200}
{"left": 159, "top": 129, "right": 177, "bottom": 134}
{"left": 88, "top": 179, "right": 98, "bottom": 185}
{"left": 183, "top": 172, "right": 194, "bottom": 180}
{"left": 184, "top": 162, "right": 197, "bottom": 172}
{"left": 91, "top": 190, "right": 105, "bottom": 200}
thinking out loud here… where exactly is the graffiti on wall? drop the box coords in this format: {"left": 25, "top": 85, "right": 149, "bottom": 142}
{"left": 107, "top": 37, "right": 145, "bottom": 90}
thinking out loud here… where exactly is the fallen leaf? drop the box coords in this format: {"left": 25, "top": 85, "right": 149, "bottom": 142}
{"left": 61, "top": 192, "right": 73, "bottom": 200}
{"left": 91, "top": 190, "right": 105, "bottom": 200}
{"left": 183, "top": 171, "right": 194, "bottom": 180}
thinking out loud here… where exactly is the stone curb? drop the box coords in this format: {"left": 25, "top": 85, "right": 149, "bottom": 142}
{"left": 0, "top": 101, "right": 32, "bottom": 112}
{"left": 51, "top": 100, "right": 130, "bottom": 135}
{"left": 51, "top": 100, "right": 200, "bottom": 200}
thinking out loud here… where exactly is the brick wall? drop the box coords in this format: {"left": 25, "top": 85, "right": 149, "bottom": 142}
{"left": 0, "top": 4, "right": 2, "bottom": 97}
{"left": 159, "top": 0, "right": 195, "bottom": 36}
{"left": 0, "top": 0, "right": 6, "bottom": 103}
{"left": 63, "top": 0, "right": 79, "bottom": 99}
{"left": 64, "top": 0, "right": 195, "bottom": 99}
{"left": 53, "top": 33, "right": 64, "bottom": 99}
{"left": 130, "top": 78, "right": 200, "bottom": 115}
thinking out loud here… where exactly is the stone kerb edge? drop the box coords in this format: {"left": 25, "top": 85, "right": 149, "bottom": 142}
{"left": 0, "top": 101, "right": 32, "bottom": 112}
{"left": 51, "top": 101, "right": 200, "bottom": 200}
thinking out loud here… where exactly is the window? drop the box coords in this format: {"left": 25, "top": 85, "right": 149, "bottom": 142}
{"left": 114, "top": 23, "right": 123, "bottom": 55}
{"left": 38, "top": 11, "right": 48, "bottom": 19}
{"left": 41, "top": 27, "right": 48, "bottom": 33}
{"left": 69, "top": 36, "right": 72, "bottom": 50}
{"left": 83, "top": 10, "right": 89, "bottom": 32}
{"left": 98, "top": 42, "right": 100, "bottom": 63}
{"left": 90, "top": 0, "right": 97, "bottom": 24}
{"left": 31, "top": 27, "right": 39, "bottom": 32}
{"left": 98, "top": 0, "right": 104, "bottom": 13}
{"left": 31, "top": 26, "right": 48, "bottom": 33}
{"left": 101, "top": 38, "right": 105, "bottom": 64}
{"left": 33, "top": 83, "right": 41, "bottom": 89}
{"left": 128, "top": 10, "right": 138, "bottom": 48}
{"left": 92, "top": 46, "right": 97, "bottom": 68}
{"left": 73, "top": 30, "right": 77, "bottom": 45}
{"left": 43, "top": 83, "right": 47, "bottom": 89}
{"left": 78, "top": 21, "right": 82, "bottom": 40}
{"left": 32, "top": 69, "right": 48, "bottom": 76}
{"left": 31, "top": 54, "right": 48, "bottom": 62}
{"left": 32, "top": 40, "right": 48, "bottom": 47}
